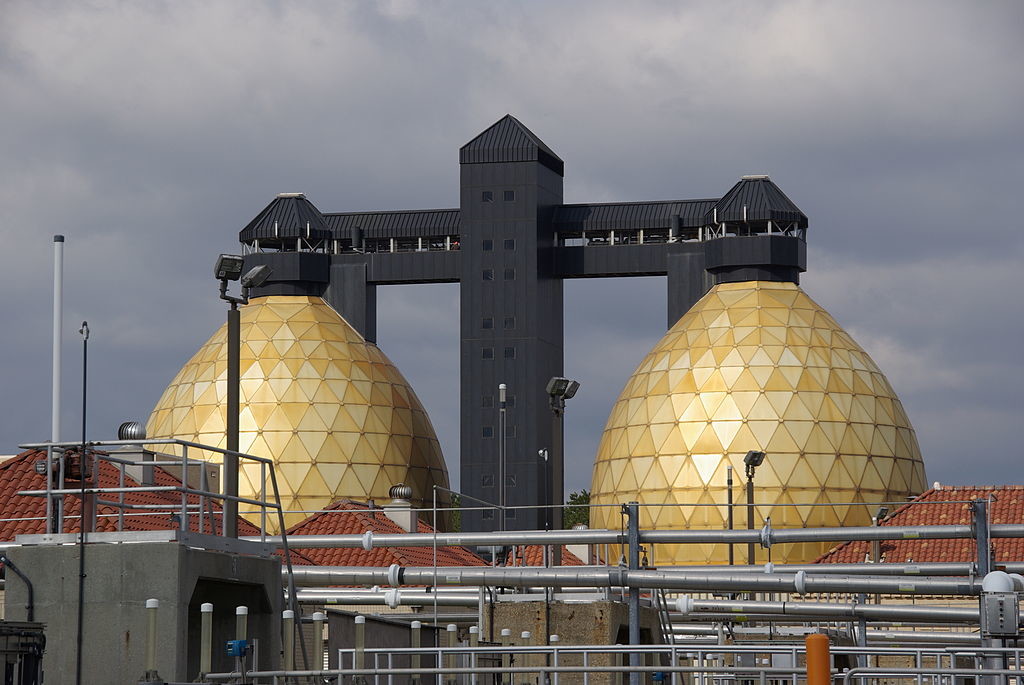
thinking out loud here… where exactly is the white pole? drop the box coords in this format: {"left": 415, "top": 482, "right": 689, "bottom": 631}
{"left": 52, "top": 235, "right": 64, "bottom": 443}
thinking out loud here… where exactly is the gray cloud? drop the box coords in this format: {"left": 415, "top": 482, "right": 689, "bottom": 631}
{"left": 1, "top": 1, "right": 1021, "bottom": 498}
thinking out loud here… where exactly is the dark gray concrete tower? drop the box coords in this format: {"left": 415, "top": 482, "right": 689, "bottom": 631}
{"left": 458, "top": 116, "right": 565, "bottom": 532}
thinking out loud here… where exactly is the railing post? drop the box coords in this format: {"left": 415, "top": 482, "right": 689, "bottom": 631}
{"left": 200, "top": 602, "right": 213, "bottom": 677}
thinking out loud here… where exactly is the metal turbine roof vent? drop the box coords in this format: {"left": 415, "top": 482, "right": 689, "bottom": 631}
{"left": 118, "top": 421, "right": 146, "bottom": 441}
{"left": 389, "top": 483, "right": 413, "bottom": 501}
{"left": 740, "top": 174, "right": 771, "bottom": 180}
{"left": 276, "top": 192, "right": 306, "bottom": 198}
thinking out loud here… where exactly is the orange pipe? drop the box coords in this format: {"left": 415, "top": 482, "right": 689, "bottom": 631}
{"left": 805, "top": 633, "right": 830, "bottom": 685}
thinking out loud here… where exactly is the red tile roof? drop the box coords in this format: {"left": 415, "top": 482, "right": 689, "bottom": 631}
{"left": 816, "top": 485, "right": 1024, "bottom": 564}
{"left": 505, "top": 545, "right": 584, "bottom": 566}
{"left": 0, "top": 449, "right": 315, "bottom": 564}
{"left": 286, "top": 499, "right": 486, "bottom": 568}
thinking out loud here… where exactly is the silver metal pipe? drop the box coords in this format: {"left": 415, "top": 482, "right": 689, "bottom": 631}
{"left": 246, "top": 523, "right": 1024, "bottom": 549}
{"left": 675, "top": 597, "right": 980, "bottom": 623}
{"left": 669, "top": 626, "right": 982, "bottom": 644}
{"left": 52, "top": 235, "right": 64, "bottom": 443}
{"left": 295, "top": 591, "right": 479, "bottom": 606}
{"left": 289, "top": 566, "right": 982, "bottom": 596}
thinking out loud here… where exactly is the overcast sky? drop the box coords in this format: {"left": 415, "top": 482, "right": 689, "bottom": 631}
{"left": 1, "top": 1, "right": 1021, "bottom": 497}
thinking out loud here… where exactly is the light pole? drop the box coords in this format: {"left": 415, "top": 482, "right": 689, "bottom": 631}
{"left": 546, "top": 377, "right": 579, "bottom": 567}
{"left": 727, "top": 465, "right": 734, "bottom": 565}
{"left": 545, "top": 377, "right": 579, "bottom": 532}
{"left": 498, "top": 383, "right": 507, "bottom": 532}
{"left": 215, "top": 255, "right": 272, "bottom": 538}
{"left": 743, "top": 450, "right": 766, "bottom": 565}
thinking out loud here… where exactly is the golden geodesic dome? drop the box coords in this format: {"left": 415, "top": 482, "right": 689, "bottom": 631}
{"left": 146, "top": 295, "right": 448, "bottom": 530}
{"left": 590, "top": 281, "right": 926, "bottom": 564}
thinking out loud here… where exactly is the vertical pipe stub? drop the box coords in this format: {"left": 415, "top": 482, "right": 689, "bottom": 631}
{"left": 235, "top": 605, "right": 248, "bottom": 641}
{"left": 200, "top": 602, "right": 214, "bottom": 675}
{"left": 805, "top": 632, "right": 830, "bottom": 685}
{"left": 144, "top": 598, "right": 159, "bottom": 677}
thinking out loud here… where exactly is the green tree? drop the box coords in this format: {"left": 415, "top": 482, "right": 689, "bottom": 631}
{"left": 563, "top": 489, "right": 590, "bottom": 528}
{"left": 448, "top": 493, "right": 461, "bottom": 532}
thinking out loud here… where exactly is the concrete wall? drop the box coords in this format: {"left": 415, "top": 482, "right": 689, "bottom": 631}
{"left": 3, "top": 542, "right": 281, "bottom": 684}
{"left": 327, "top": 610, "right": 442, "bottom": 683}
{"left": 485, "top": 600, "right": 664, "bottom": 685}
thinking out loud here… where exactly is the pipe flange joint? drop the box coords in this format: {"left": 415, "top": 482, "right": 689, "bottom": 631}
{"left": 388, "top": 563, "right": 403, "bottom": 587}
{"left": 361, "top": 531, "right": 374, "bottom": 551}
{"left": 759, "top": 519, "right": 773, "bottom": 548}
{"left": 384, "top": 588, "right": 401, "bottom": 609}
{"left": 675, "top": 596, "right": 693, "bottom": 614}
{"left": 794, "top": 570, "right": 807, "bottom": 595}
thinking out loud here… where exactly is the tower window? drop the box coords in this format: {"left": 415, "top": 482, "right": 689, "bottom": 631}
{"left": 503, "top": 190, "right": 515, "bottom": 202}
{"left": 482, "top": 426, "right": 494, "bottom": 438}
{"left": 504, "top": 346, "right": 516, "bottom": 359}
{"left": 504, "top": 239, "right": 516, "bottom": 250}
{"left": 482, "top": 475, "right": 494, "bottom": 487}
{"left": 482, "top": 347, "right": 494, "bottom": 360}
{"left": 482, "top": 239, "right": 493, "bottom": 251}
{"left": 482, "top": 317, "right": 493, "bottom": 329}
{"left": 503, "top": 268, "right": 515, "bottom": 280}
{"left": 482, "top": 191, "right": 493, "bottom": 202}
{"left": 482, "top": 269, "right": 494, "bottom": 281}
{"left": 503, "top": 316, "right": 516, "bottom": 329}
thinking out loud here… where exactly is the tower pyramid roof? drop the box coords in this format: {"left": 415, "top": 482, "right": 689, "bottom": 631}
{"left": 459, "top": 114, "right": 564, "bottom": 175}
{"left": 240, "top": 192, "right": 331, "bottom": 243}
{"left": 707, "top": 175, "right": 808, "bottom": 228}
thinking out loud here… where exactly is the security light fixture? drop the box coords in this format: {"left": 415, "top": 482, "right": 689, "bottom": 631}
{"left": 546, "top": 377, "right": 580, "bottom": 400}
{"left": 215, "top": 254, "right": 245, "bottom": 281}
{"left": 743, "top": 450, "right": 766, "bottom": 468}
{"left": 875, "top": 505, "right": 890, "bottom": 522}
{"left": 240, "top": 264, "right": 272, "bottom": 289}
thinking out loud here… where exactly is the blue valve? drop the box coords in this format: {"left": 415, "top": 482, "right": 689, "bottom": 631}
{"left": 226, "top": 639, "right": 249, "bottom": 657}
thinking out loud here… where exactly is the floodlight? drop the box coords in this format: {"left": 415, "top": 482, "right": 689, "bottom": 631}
{"left": 215, "top": 254, "right": 245, "bottom": 281}
{"left": 546, "top": 377, "right": 570, "bottom": 396}
{"left": 546, "top": 377, "right": 580, "bottom": 399}
{"left": 875, "top": 505, "right": 890, "bottom": 522}
{"left": 240, "top": 264, "right": 272, "bottom": 288}
{"left": 743, "top": 450, "right": 766, "bottom": 468}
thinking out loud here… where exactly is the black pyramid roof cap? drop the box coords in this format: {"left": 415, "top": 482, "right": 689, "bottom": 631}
{"left": 459, "top": 114, "right": 564, "bottom": 176}
{"left": 239, "top": 193, "right": 332, "bottom": 243}
{"left": 706, "top": 175, "right": 808, "bottom": 228}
